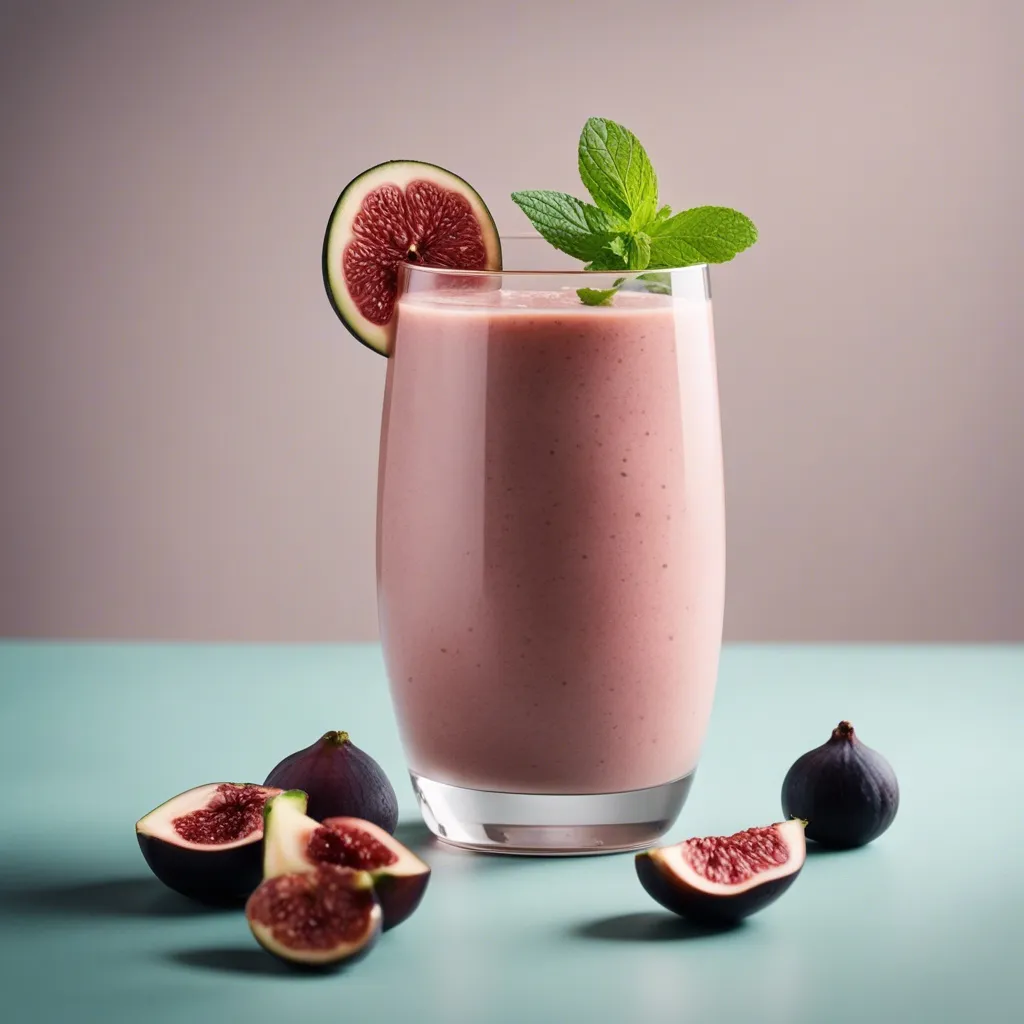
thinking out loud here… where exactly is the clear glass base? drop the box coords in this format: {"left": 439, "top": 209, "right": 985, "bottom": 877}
{"left": 410, "top": 771, "right": 695, "bottom": 856}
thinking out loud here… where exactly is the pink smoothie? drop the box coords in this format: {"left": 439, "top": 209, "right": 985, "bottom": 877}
{"left": 377, "top": 287, "right": 725, "bottom": 794}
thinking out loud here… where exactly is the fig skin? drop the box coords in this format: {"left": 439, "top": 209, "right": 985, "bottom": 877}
{"left": 264, "top": 731, "right": 399, "bottom": 833}
{"left": 137, "top": 832, "right": 262, "bottom": 906}
{"left": 636, "top": 853, "right": 801, "bottom": 925}
{"left": 322, "top": 816, "right": 431, "bottom": 930}
{"left": 782, "top": 720, "right": 899, "bottom": 849}
{"left": 135, "top": 782, "right": 287, "bottom": 906}
{"left": 635, "top": 820, "right": 806, "bottom": 925}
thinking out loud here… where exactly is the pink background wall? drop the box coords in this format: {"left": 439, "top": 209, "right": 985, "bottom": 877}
{"left": 1, "top": 0, "right": 1021, "bottom": 642}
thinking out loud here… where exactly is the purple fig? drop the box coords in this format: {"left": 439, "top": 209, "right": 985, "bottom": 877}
{"left": 782, "top": 720, "right": 899, "bottom": 848}
{"left": 264, "top": 731, "right": 399, "bottom": 833}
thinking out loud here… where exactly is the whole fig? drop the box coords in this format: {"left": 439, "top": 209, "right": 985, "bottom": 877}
{"left": 264, "top": 730, "right": 399, "bottom": 833}
{"left": 781, "top": 720, "right": 899, "bottom": 849}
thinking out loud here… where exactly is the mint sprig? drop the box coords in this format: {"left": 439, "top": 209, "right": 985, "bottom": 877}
{"left": 511, "top": 117, "right": 757, "bottom": 304}
{"left": 509, "top": 191, "right": 624, "bottom": 263}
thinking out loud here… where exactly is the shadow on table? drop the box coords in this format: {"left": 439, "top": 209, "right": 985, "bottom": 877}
{"left": 571, "top": 912, "right": 740, "bottom": 942}
{"left": 804, "top": 842, "right": 855, "bottom": 857}
{"left": 168, "top": 948, "right": 301, "bottom": 978}
{"left": 0, "top": 877, "right": 231, "bottom": 918}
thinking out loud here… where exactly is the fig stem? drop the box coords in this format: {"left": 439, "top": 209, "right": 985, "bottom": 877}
{"left": 832, "top": 721, "right": 856, "bottom": 741}
{"left": 323, "top": 730, "right": 350, "bottom": 746}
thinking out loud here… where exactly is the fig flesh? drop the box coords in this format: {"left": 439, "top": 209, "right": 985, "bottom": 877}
{"left": 782, "top": 720, "right": 899, "bottom": 848}
{"left": 135, "top": 782, "right": 290, "bottom": 905}
{"left": 636, "top": 820, "right": 806, "bottom": 925}
{"left": 263, "top": 792, "right": 430, "bottom": 930}
{"left": 246, "top": 863, "right": 382, "bottom": 968}
{"left": 322, "top": 160, "right": 502, "bottom": 355}
{"left": 264, "top": 730, "right": 398, "bottom": 833}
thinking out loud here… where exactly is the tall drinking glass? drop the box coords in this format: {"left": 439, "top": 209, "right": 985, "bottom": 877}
{"left": 376, "top": 240, "right": 725, "bottom": 854}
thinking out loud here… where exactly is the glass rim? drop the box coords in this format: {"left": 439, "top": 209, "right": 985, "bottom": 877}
{"left": 402, "top": 263, "right": 710, "bottom": 279}
{"left": 400, "top": 234, "right": 709, "bottom": 279}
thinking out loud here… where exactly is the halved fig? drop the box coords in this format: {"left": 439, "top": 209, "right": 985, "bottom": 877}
{"left": 263, "top": 792, "right": 430, "bottom": 930}
{"left": 635, "top": 819, "right": 806, "bottom": 925}
{"left": 322, "top": 160, "right": 502, "bottom": 355}
{"left": 135, "top": 783, "right": 296, "bottom": 905}
{"left": 246, "top": 864, "right": 382, "bottom": 968}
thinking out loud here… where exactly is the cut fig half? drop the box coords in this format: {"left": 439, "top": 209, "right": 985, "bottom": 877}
{"left": 246, "top": 864, "right": 382, "bottom": 968}
{"left": 636, "top": 819, "right": 806, "bottom": 925}
{"left": 322, "top": 160, "right": 502, "bottom": 355}
{"left": 136, "top": 783, "right": 299, "bottom": 905}
{"left": 263, "top": 793, "right": 430, "bottom": 930}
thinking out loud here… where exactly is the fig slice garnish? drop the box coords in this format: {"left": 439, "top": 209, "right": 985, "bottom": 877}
{"left": 322, "top": 161, "right": 502, "bottom": 355}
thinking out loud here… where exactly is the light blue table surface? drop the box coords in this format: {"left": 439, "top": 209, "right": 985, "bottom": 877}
{"left": 0, "top": 643, "right": 1021, "bottom": 1024}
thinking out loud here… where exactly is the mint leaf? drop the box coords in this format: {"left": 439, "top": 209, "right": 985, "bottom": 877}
{"left": 622, "top": 271, "right": 671, "bottom": 296}
{"left": 638, "top": 271, "right": 672, "bottom": 295}
{"left": 606, "top": 235, "right": 628, "bottom": 260}
{"left": 586, "top": 241, "right": 629, "bottom": 272}
{"left": 588, "top": 232, "right": 649, "bottom": 271}
{"left": 578, "top": 274, "right": 627, "bottom": 305}
{"left": 511, "top": 190, "right": 623, "bottom": 262}
{"left": 648, "top": 206, "right": 758, "bottom": 267}
{"left": 585, "top": 253, "right": 625, "bottom": 272}
{"left": 578, "top": 117, "right": 658, "bottom": 226}
{"left": 625, "top": 232, "right": 651, "bottom": 271}
{"left": 577, "top": 286, "right": 620, "bottom": 306}
{"left": 651, "top": 204, "right": 673, "bottom": 229}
